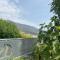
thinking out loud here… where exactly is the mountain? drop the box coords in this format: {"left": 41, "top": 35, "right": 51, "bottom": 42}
{"left": 7, "top": 20, "right": 39, "bottom": 35}
{"left": 15, "top": 23, "right": 39, "bottom": 35}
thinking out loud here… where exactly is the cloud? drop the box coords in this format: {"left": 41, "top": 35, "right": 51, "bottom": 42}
{"left": 13, "top": 0, "right": 20, "bottom": 4}
{"left": 0, "top": 0, "right": 22, "bottom": 19}
{"left": 0, "top": 0, "right": 38, "bottom": 28}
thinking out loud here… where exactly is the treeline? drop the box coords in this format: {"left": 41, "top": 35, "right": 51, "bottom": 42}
{"left": 0, "top": 19, "right": 21, "bottom": 38}
{"left": 0, "top": 19, "right": 33, "bottom": 38}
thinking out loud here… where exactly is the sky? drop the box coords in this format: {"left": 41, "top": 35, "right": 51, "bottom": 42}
{"left": 0, "top": 0, "right": 53, "bottom": 28}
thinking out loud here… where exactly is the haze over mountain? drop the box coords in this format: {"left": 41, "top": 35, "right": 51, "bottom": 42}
{"left": 15, "top": 23, "right": 38, "bottom": 35}
{"left": 8, "top": 20, "right": 38, "bottom": 35}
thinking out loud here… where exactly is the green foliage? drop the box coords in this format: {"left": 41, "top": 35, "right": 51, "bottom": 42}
{"left": 13, "top": 56, "right": 23, "bottom": 60}
{"left": 13, "top": 56, "right": 28, "bottom": 60}
{"left": 20, "top": 32, "right": 33, "bottom": 38}
{"left": 0, "top": 19, "right": 21, "bottom": 38}
{"left": 32, "top": 16, "right": 60, "bottom": 60}
{"left": 51, "top": 0, "right": 60, "bottom": 18}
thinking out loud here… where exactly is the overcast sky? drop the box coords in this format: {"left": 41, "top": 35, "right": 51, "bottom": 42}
{"left": 0, "top": 0, "right": 53, "bottom": 28}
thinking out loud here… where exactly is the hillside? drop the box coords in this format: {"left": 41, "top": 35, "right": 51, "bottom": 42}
{"left": 15, "top": 23, "right": 38, "bottom": 35}
{"left": 7, "top": 20, "right": 38, "bottom": 36}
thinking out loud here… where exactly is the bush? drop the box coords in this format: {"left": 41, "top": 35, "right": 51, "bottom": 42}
{"left": 13, "top": 56, "right": 27, "bottom": 60}
{"left": 31, "top": 16, "right": 60, "bottom": 60}
{"left": 20, "top": 32, "right": 32, "bottom": 38}
{"left": 0, "top": 19, "right": 21, "bottom": 38}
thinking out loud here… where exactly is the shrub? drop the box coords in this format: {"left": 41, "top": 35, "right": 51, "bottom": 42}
{"left": 31, "top": 16, "right": 60, "bottom": 60}
{"left": 0, "top": 19, "right": 21, "bottom": 38}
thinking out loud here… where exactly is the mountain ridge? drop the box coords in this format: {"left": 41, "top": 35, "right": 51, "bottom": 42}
{"left": 15, "top": 23, "right": 38, "bottom": 35}
{"left": 7, "top": 20, "right": 39, "bottom": 35}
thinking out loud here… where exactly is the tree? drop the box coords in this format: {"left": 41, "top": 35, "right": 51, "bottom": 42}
{"left": 0, "top": 19, "right": 21, "bottom": 38}
{"left": 34, "top": 16, "right": 60, "bottom": 60}
{"left": 51, "top": 0, "right": 60, "bottom": 19}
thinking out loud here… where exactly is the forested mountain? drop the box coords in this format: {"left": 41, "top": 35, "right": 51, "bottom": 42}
{"left": 8, "top": 20, "right": 38, "bottom": 35}
{"left": 15, "top": 23, "right": 38, "bottom": 35}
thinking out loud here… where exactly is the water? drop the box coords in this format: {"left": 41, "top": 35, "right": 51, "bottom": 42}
{"left": 0, "top": 38, "right": 37, "bottom": 60}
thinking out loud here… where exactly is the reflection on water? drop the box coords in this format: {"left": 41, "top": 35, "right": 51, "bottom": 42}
{"left": 0, "top": 44, "right": 13, "bottom": 60}
{"left": 0, "top": 38, "right": 37, "bottom": 60}
{"left": 4, "top": 44, "right": 12, "bottom": 56}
